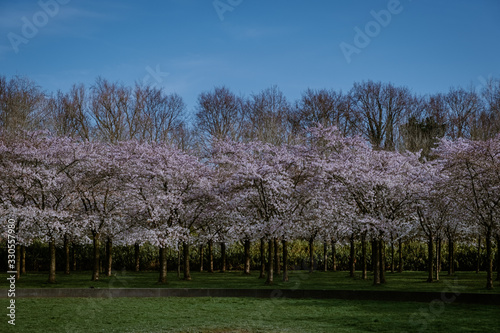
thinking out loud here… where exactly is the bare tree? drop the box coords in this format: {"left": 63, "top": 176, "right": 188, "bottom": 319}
{"left": 244, "top": 85, "right": 291, "bottom": 145}
{"left": 0, "top": 75, "right": 45, "bottom": 135}
{"left": 294, "top": 88, "right": 354, "bottom": 135}
{"left": 89, "top": 77, "right": 133, "bottom": 143}
{"left": 444, "top": 86, "right": 483, "bottom": 140}
{"left": 195, "top": 86, "right": 246, "bottom": 142}
{"left": 132, "top": 84, "right": 185, "bottom": 143}
{"left": 349, "top": 81, "right": 413, "bottom": 150}
{"left": 426, "top": 93, "right": 448, "bottom": 126}
{"left": 47, "top": 84, "right": 90, "bottom": 140}
{"left": 473, "top": 78, "right": 500, "bottom": 140}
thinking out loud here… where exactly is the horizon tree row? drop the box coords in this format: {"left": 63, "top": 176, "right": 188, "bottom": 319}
{"left": 1, "top": 75, "right": 500, "bottom": 154}
{"left": 1, "top": 126, "right": 499, "bottom": 288}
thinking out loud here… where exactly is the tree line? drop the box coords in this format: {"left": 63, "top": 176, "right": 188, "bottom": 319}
{"left": 1, "top": 75, "right": 500, "bottom": 151}
{"left": 0, "top": 74, "right": 499, "bottom": 289}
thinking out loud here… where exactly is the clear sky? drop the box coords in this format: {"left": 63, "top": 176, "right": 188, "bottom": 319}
{"left": 1, "top": 0, "right": 499, "bottom": 117}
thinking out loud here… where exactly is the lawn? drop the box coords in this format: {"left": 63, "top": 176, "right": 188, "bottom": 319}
{"left": 2, "top": 270, "right": 500, "bottom": 293}
{"left": 2, "top": 297, "right": 499, "bottom": 333}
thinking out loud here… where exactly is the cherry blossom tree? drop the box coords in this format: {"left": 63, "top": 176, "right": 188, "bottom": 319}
{"left": 212, "top": 139, "right": 299, "bottom": 284}
{"left": 70, "top": 141, "right": 129, "bottom": 281}
{"left": 435, "top": 136, "right": 500, "bottom": 289}
{"left": 118, "top": 141, "right": 212, "bottom": 283}
{"left": 308, "top": 125, "right": 432, "bottom": 284}
{"left": 0, "top": 132, "right": 81, "bottom": 283}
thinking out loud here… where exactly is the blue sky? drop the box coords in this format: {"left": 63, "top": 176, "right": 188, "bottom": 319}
{"left": 1, "top": 0, "right": 499, "bottom": 117}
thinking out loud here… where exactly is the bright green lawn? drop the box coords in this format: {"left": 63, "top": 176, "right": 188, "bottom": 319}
{"left": 2, "top": 270, "right": 500, "bottom": 293}
{"left": 2, "top": 297, "right": 499, "bottom": 333}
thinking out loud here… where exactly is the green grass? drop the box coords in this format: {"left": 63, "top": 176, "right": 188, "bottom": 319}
{"left": 3, "top": 270, "right": 500, "bottom": 293}
{"left": 3, "top": 297, "right": 499, "bottom": 332}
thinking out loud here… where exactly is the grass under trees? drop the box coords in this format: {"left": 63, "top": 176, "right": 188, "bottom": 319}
{"left": 3, "top": 270, "right": 500, "bottom": 293}
{"left": 3, "top": 297, "right": 499, "bottom": 333}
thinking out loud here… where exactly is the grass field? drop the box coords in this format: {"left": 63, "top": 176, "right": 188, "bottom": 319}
{"left": 2, "top": 296, "right": 499, "bottom": 333}
{"left": 3, "top": 270, "right": 499, "bottom": 293}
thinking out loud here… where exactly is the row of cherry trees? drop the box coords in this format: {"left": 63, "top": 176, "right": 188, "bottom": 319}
{"left": 1, "top": 127, "right": 499, "bottom": 288}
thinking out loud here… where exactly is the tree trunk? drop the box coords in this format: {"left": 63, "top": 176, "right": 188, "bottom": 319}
{"left": 476, "top": 236, "right": 482, "bottom": 274}
{"left": 436, "top": 237, "right": 441, "bottom": 281}
{"left": 361, "top": 234, "right": 367, "bottom": 280}
{"left": 447, "top": 237, "right": 454, "bottom": 275}
{"left": 496, "top": 234, "right": 500, "bottom": 281}
{"left": 48, "top": 239, "right": 56, "bottom": 284}
{"left": 243, "top": 239, "right": 251, "bottom": 275}
{"left": 427, "top": 234, "right": 434, "bottom": 283}
{"left": 199, "top": 244, "right": 204, "bottom": 273}
{"left": 379, "top": 239, "right": 386, "bottom": 284}
{"left": 265, "top": 239, "right": 274, "bottom": 285}
{"left": 390, "top": 237, "right": 395, "bottom": 273}
{"left": 64, "top": 235, "right": 70, "bottom": 275}
{"left": 331, "top": 239, "right": 337, "bottom": 271}
{"left": 21, "top": 245, "right": 26, "bottom": 275}
{"left": 309, "top": 237, "right": 315, "bottom": 273}
{"left": 177, "top": 247, "right": 181, "bottom": 279}
{"left": 349, "top": 235, "right": 355, "bottom": 278}
{"left": 282, "top": 239, "right": 288, "bottom": 282}
{"left": 372, "top": 239, "right": 380, "bottom": 285}
{"left": 72, "top": 242, "right": 77, "bottom": 271}
{"left": 158, "top": 246, "right": 167, "bottom": 284}
{"left": 398, "top": 238, "right": 403, "bottom": 273}
{"left": 183, "top": 242, "right": 191, "bottom": 280}
{"left": 274, "top": 238, "right": 280, "bottom": 275}
{"left": 92, "top": 232, "right": 100, "bottom": 281}
{"left": 15, "top": 244, "right": 21, "bottom": 280}
{"left": 134, "top": 242, "right": 140, "bottom": 272}
{"left": 323, "top": 241, "right": 328, "bottom": 272}
{"left": 106, "top": 238, "right": 112, "bottom": 277}
{"left": 259, "top": 238, "right": 265, "bottom": 279}
{"left": 208, "top": 240, "right": 214, "bottom": 273}
{"left": 485, "top": 228, "right": 493, "bottom": 289}
{"left": 220, "top": 242, "right": 226, "bottom": 273}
